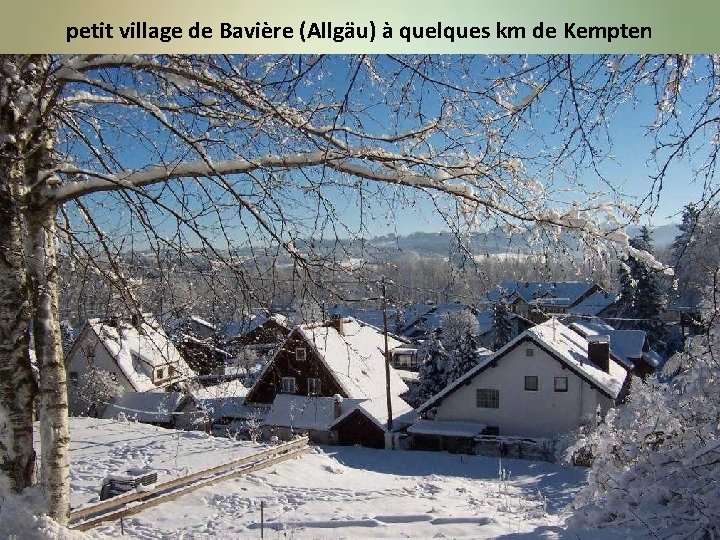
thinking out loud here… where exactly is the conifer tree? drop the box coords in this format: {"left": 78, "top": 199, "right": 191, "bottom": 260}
{"left": 492, "top": 300, "right": 513, "bottom": 350}
{"left": 417, "top": 337, "right": 450, "bottom": 401}
{"left": 617, "top": 227, "right": 667, "bottom": 351}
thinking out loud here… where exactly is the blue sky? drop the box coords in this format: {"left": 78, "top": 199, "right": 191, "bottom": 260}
{"left": 67, "top": 55, "right": 716, "bottom": 247}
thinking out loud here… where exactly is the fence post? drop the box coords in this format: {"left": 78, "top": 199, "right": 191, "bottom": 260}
{"left": 260, "top": 500, "right": 264, "bottom": 538}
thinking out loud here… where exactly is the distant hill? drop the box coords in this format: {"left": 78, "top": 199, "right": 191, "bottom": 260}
{"left": 229, "top": 223, "right": 680, "bottom": 262}
{"left": 627, "top": 223, "right": 679, "bottom": 247}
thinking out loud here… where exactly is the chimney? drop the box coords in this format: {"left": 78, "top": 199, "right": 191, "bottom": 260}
{"left": 587, "top": 335, "right": 610, "bottom": 373}
{"left": 333, "top": 394, "right": 343, "bottom": 419}
{"left": 329, "top": 315, "right": 345, "bottom": 335}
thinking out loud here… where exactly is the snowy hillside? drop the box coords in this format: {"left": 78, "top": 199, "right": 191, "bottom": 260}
{"left": 41, "top": 418, "right": 601, "bottom": 538}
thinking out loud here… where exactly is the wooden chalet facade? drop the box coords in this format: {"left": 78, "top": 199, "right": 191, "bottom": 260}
{"left": 226, "top": 313, "right": 291, "bottom": 369}
{"left": 246, "top": 317, "right": 414, "bottom": 448}
{"left": 245, "top": 327, "right": 346, "bottom": 404}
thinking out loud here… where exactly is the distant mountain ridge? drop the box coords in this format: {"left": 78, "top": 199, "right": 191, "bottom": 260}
{"left": 229, "top": 223, "right": 680, "bottom": 261}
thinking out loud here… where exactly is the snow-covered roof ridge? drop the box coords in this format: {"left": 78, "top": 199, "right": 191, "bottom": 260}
{"left": 487, "top": 281, "right": 598, "bottom": 305}
{"left": 87, "top": 315, "right": 195, "bottom": 392}
{"left": 224, "top": 311, "right": 290, "bottom": 340}
{"left": 297, "top": 317, "right": 408, "bottom": 401}
{"left": 417, "top": 318, "right": 629, "bottom": 414}
{"left": 569, "top": 290, "right": 619, "bottom": 316}
{"left": 526, "top": 319, "right": 628, "bottom": 398}
{"left": 264, "top": 394, "right": 365, "bottom": 431}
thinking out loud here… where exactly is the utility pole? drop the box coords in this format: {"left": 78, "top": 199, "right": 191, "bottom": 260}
{"left": 381, "top": 278, "right": 394, "bottom": 437}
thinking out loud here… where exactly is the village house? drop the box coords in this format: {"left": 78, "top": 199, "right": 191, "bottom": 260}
{"left": 167, "top": 314, "right": 218, "bottom": 340}
{"left": 174, "top": 334, "right": 232, "bottom": 378}
{"left": 224, "top": 312, "right": 291, "bottom": 370}
{"left": 245, "top": 316, "right": 415, "bottom": 448}
{"left": 409, "top": 318, "right": 631, "bottom": 453}
{"left": 486, "top": 281, "right": 603, "bottom": 321}
{"left": 65, "top": 315, "right": 195, "bottom": 416}
{"left": 399, "top": 302, "right": 477, "bottom": 341}
{"left": 567, "top": 290, "right": 620, "bottom": 318}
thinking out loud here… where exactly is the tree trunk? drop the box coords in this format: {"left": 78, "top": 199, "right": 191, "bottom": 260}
{"left": 26, "top": 201, "right": 70, "bottom": 524}
{"left": 0, "top": 180, "right": 35, "bottom": 493}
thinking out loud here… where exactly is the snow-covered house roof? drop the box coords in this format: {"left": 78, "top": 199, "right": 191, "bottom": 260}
{"left": 569, "top": 319, "right": 666, "bottom": 373}
{"left": 190, "top": 379, "right": 256, "bottom": 422}
{"left": 86, "top": 316, "right": 195, "bottom": 392}
{"left": 223, "top": 312, "right": 289, "bottom": 341}
{"left": 418, "top": 318, "right": 630, "bottom": 414}
{"left": 340, "top": 393, "right": 416, "bottom": 431}
{"left": 487, "top": 281, "right": 598, "bottom": 307}
{"left": 102, "top": 392, "right": 191, "bottom": 424}
{"left": 297, "top": 317, "right": 409, "bottom": 401}
{"left": 248, "top": 317, "right": 412, "bottom": 430}
{"left": 400, "top": 303, "right": 477, "bottom": 338}
{"left": 408, "top": 419, "right": 487, "bottom": 438}
{"left": 569, "top": 291, "right": 619, "bottom": 316}
{"left": 326, "top": 305, "right": 385, "bottom": 329}
{"left": 263, "top": 394, "right": 365, "bottom": 431}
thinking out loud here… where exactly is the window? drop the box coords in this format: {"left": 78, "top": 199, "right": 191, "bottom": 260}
{"left": 525, "top": 348, "right": 534, "bottom": 357}
{"left": 69, "top": 372, "right": 78, "bottom": 386}
{"left": 524, "top": 375, "right": 538, "bottom": 391}
{"left": 554, "top": 377, "right": 568, "bottom": 392}
{"left": 307, "top": 378, "right": 321, "bottom": 395}
{"left": 476, "top": 389, "right": 499, "bottom": 408}
{"left": 155, "top": 367, "right": 165, "bottom": 380}
{"left": 395, "top": 353, "right": 412, "bottom": 368}
{"left": 295, "top": 347, "right": 306, "bottom": 362}
{"left": 282, "top": 377, "right": 296, "bottom": 394}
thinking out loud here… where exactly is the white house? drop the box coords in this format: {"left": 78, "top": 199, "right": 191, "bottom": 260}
{"left": 66, "top": 315, "right": 195, "bottom": 415}
{"left": 411, "top": 318, "right": 631, "bottom": 448}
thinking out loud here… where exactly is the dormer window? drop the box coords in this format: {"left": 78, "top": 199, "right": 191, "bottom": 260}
{"left": 155, "top": 367, "right": 165, "bottom": 380}
{"left": 295, "top": 347, "right": 306, "bottom": 362}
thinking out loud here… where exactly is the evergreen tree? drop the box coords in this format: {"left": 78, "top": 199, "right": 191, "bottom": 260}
{"left": 617, "top": 227, "right": 667, "bottom": 351}
{"left": 416, "top": 337, "right": 450, "bottom": 402}
{"left": 670, "top": 203, "right": 720, "bottom": 310}
{"left": 492, "top": 300, "right": 513, "bottom": 350}
{"left": 445, "top": 331, "right": 480, "bottom": 384}
{"left": 438, "top": 309, "right": 481, "bottom": 385}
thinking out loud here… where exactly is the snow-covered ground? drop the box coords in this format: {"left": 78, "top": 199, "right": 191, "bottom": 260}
{"left": 60, "top": 419, "right": 598, "bottom": 539}
{"left": 53, "top": 418, "right": 264, "bottom": 508}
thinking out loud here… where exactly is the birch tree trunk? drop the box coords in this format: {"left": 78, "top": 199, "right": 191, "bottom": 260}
{"left": 26, "top": 201, "right": 70, "bottom": 523}
{"left": 0, "top": 176, "right": 35, "bottom": 493}
{"left": 0, "top": 57, "right": 37, "bottom": 493}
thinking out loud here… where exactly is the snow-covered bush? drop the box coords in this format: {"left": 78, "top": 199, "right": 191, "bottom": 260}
{"left": 242, "top": 413, "right": 262, "bottom": 443}
{"left": 568, "top": 291, "right": 720, "bottom": 536}
{"left": 76, "top": 367, "right": 124, "bottom": 417}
